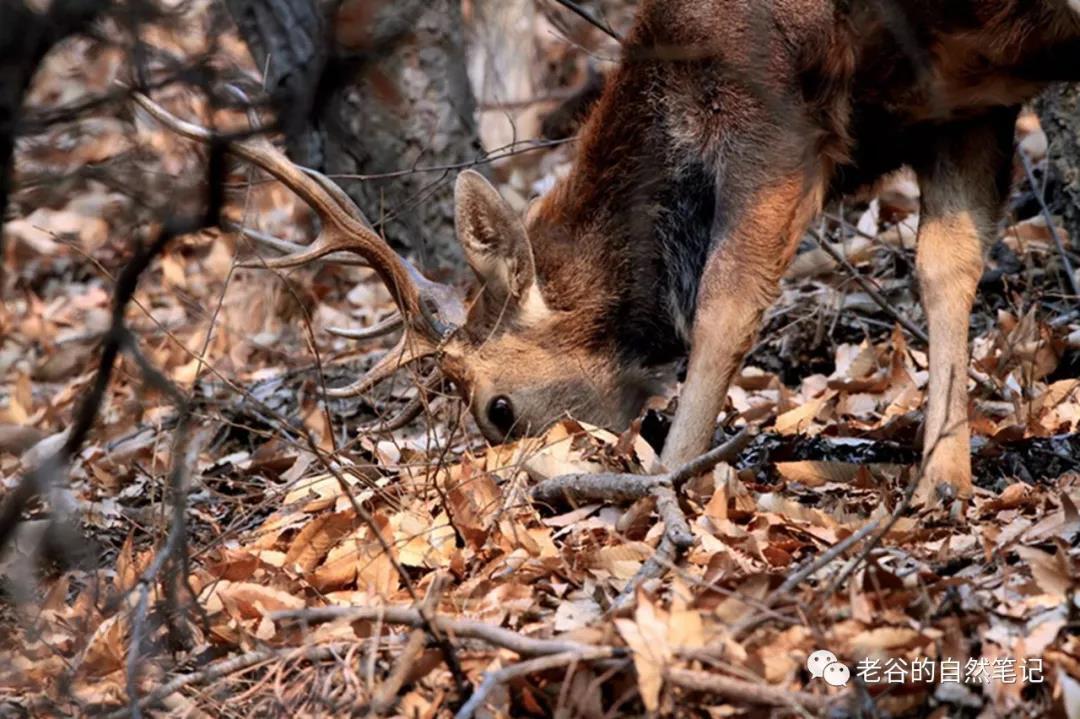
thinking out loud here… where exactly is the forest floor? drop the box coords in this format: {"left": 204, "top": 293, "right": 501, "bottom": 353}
{"left": 1, "top": 5, "right": 1079, "bottom": 718}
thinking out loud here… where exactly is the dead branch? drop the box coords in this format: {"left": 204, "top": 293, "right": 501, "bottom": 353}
{"left": 455, "top": 649, "right": 616, "bottom": 719}
{"left": 730, "top": 516, "right": 882, "bottom": 639}
{"left": 666, "top": 668, "right": 835, "bottom": 711}
{"left": 121, "top": 333, "right": 200, "bottom": 717}
{"left": 296, "top": 448, "right": 471, "bottom": 698}
{"left": 808, "top": 227, "right": 998, "bottom": 394}
{"left": 532, "top": 426, "right": 753, "bottom": 504}
{"left": 271, "top": 606, "right": 616, "bottom": 658}
{"left": 366, "top": 573, "right": 448, "bottom": 715}
{"left": 0, "top": 156, "right": 224, "bottom": 552}
{"left": 547, "top": 0, "right": 623, "bottom": 43}
{"left": 807, "top": 227, "right": 929, "bottom": 343}
{"left": 104, "top": 643, "right": 362, "bottom": 719}
{"left": 1, "top": 0, "right": 110, "bottom": 238}
{"left": 531, "top": 427, "right": 754, "bottom": 606}
{"left": 1018, "top": 147, "right": 1080, "bottom": 300}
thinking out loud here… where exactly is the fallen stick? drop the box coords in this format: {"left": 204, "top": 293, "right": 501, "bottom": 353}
{"left": 109, "top": 604, "right": 839, "bottom": 717}
{"left": 455, "top": 648, "right": 617, "bottom": 719}
{"left": 531, "top": 427, "right": 755, "bottom": 607}
{"left": 730, "top": 516, "right": 882, "bottom": 639}
{"left": 531, "top": 426, "right": 754, "bottom": 505}
{"left": 667, "top": 668, "right": 834, "bottom": 711}
{"left": 272, "top": 606, "right": 610, "bottom": 658}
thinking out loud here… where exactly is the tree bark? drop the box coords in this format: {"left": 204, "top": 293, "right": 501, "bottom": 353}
{"left": 227, "top": 0, "right": 479, "bottom": 274}
{"left": 223, "top": 0, "right": 326, "bottom": 168}
{"left": 1035, "top": 84, "right": 1080, "bottom": 249}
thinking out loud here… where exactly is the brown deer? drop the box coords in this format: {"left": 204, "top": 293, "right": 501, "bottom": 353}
{"left": 141, "top": 0, "right": 1080, "bottom": 504}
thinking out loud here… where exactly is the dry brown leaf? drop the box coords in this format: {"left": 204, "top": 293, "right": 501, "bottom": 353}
{"left": 775, "top": 393, "right": 833, "bottom": 434}
{"left": 283, "top": 511, "right": 356, "bottom": 574}
{"left": 774, "top": 461, "right": 861, "bottom": 487}
{"left": 1015, "top": 546, "right": 1071, "bottom": 601}
{"left": 202, "top": 580, "right": 305, "bottom": 618}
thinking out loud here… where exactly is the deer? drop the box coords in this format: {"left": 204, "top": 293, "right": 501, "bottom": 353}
{"left": 139, "top": 0, "right": 1080, "bottom": 507}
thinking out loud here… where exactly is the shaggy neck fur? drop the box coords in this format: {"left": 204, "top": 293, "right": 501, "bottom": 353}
{"left": 527, "top": 46, "right": 719, "bottom": 370}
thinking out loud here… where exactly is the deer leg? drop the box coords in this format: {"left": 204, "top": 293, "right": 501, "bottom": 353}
{"left": 661, "top": 173, "right": 823, "bottom": 467}
{"left": 914, "top": 109, "right": 1017, "bottom": 503}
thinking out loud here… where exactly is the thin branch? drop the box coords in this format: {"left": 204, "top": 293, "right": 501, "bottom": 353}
{"left": 808, "top": 227, "right": 997, "bottom": 394}
{"left": 532, "top": 427, "right": 753, "bottom": 504}
{"left": 367, "top": 573, "right": 448, "bottom": 715}
{"left": 546, "top": 0, "right": 623, "bottom": 43}
{"left": 532, "top": 427, "right": 755, "bottom": 607}
{"left": 0, "top": 136, "right": 225, "bottom": 553}
{"left": 1018, "top": 146, "right": 1080, "bottom": 300}
{"left": 271, "top": 606, "right": 615, "bottom": 658}
{"left": 730, "top": 516, "right": 882, "bottom": 639}
{"left": 103, "top": 644, "right": 354, "bottom": 719}
{"left": 666, "top": 668, "right": 834, "bottom": 711}
{"left": 807, "top": 227, "right": 929, "bottom": 343}
{"left": 456, "top": 649, "right": 614, "bottom": 719}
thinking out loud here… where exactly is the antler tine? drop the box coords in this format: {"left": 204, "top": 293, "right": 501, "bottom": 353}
{"left": 327, "top": 313, "right": 404, "bottom": 341}
{"left": 327, "top": 333, "right": 436, "bottom": 399}
{"left": 225, "top": 222, "right": 370, "bottom": 267}
{"left": 220, "top": 84, "right": 372, "bottom": 227}
{"left": 356, "top": 371, "right": 444, "bottom": 433}
{"left": 133, "top": 92, "right": 453, "bottom": 334}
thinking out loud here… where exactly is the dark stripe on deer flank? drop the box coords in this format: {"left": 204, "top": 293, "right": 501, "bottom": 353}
{"left": 611, "top": 159, "right": 718, "bottom": 367}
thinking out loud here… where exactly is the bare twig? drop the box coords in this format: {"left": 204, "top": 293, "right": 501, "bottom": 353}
{"left": 368, "top": 630, "right": 427, "bottom": 716}
{"left": 666, "top": 668, "right": 835, "bottom": 711}
{"left": 367, "top": 573, "right": 448, "bottom": 715}
{"left": 808, "top": 227, "right": 997, "bottom": 394}
{"left": 730, "top": 516, "right": 882, "bottom": 639}
{"left": 105, "top": 643, "right": 361, "bottom": 719}
{"left": 807, "top": 227, "right": 929, "bottom": 343}
{"left": 546, "top": 0, "right": 623, "bottom": 43}
{"left": 1, "top": 0, "right": 110, "bottom": 286}
{"left": 0, "top": 215, "right": 220, "bottom": 551}
{"left": 1018, "top": 147, "right": 1080, "bottom": 301}
{"left": 456, "top": 649, "right": 615, "bottom": 719}
{"left": 532, "top": 427, "right": 753, "bottom": 504}
{"left": 531, "top": 427, "right": 754, "bottom": 607}
{"left": 271, "top": 606, "right": 615, "bottom": 658}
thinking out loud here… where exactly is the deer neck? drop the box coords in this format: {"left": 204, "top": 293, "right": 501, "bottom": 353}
{"left": 528, "top": 67, "right": 719, "bottom": 369}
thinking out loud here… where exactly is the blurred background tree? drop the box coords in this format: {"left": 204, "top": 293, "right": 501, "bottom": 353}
{"left": 225, "top": 0, "right": 481, "bottom": 273}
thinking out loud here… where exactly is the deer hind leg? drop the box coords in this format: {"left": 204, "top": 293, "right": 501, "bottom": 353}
{"left": 913, "top": 108, "right": 1017, "bottom": 503}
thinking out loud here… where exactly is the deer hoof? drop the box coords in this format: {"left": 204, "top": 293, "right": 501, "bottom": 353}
{"left": 916, "top": 447, "right": 974, "bottom": 507}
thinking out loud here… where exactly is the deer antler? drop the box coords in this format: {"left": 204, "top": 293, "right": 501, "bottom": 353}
{"left": 133, "top": 92, "right": 467, "bottom": 415}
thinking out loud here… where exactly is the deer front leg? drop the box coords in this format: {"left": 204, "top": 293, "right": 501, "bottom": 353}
{"left": 661, "top": 175, "right": 823, "bottom": 467}
{"left": 914, "top": 109, "right": 1016, "bottom": 503}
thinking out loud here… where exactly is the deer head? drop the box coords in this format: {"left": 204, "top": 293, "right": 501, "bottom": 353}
{"left": 138, "top": 94, "right": 651, "bottom": 443}
{"left": 444, "top": 170, "right": 654, "bottom": 441}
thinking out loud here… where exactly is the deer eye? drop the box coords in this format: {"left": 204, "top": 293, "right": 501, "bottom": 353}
{"left": 486, "top": 396, "right": 515, "bottom": 434}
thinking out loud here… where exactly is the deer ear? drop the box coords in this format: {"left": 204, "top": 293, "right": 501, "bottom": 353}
{"left": 454, "top": 170, "right": 536, "bottom": 304}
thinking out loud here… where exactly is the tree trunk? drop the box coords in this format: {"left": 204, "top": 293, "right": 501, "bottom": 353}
{"left": 227, "top": 0, "right": 479, "bottom": 274}
{"left": 1035, "top": 84, "right": 1080, "bottom": 250}
{"left": 222, "top": 0, "right": 327, "bottom": 168}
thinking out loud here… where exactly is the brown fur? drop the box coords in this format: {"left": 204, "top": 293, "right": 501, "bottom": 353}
{"left": 446, "top": 0, "right": 1080, "bottom": 501}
